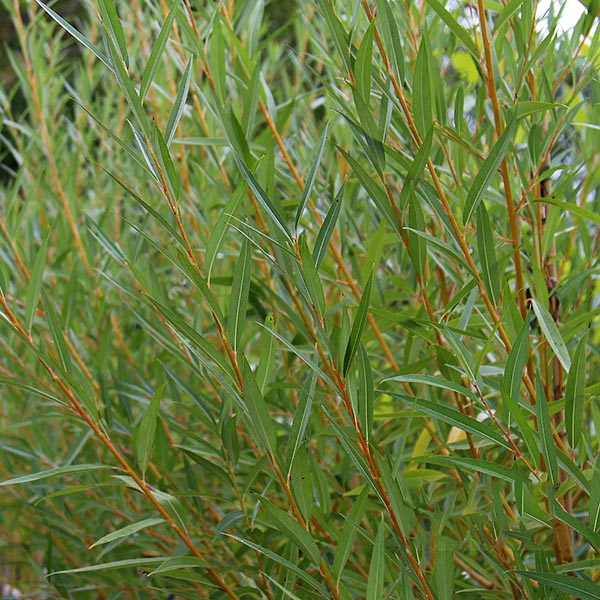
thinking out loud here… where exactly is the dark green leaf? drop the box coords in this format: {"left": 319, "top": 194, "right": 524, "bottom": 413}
{"left": 227, "top": 236, "right": 251, "bottom": 353}
{"left": 140, "top": 1, "right": 178, "bottom": 101}
{"left": 366, "top": 517, "right": 385, "bottom": 600}
{"left": 25, "top": 238, "right": 48, "bottom": 334}
{"left": 565, "top": 332, "right": 587, "bottom": 448}
{"left": 343, "top": 271, "right": 373, "bottom": 376}
{"left": 313, "top": 181, "right": 344, "bottom": 269}
{"left": 463, "top": 112, "right": 516, "bottom": 225}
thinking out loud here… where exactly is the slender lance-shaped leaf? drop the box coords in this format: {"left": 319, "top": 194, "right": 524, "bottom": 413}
{"left": 97, "top": 0, "right": 128, "bottom": 68}
{"left": 206, "top": 182, "right": 245, "bottom": 281}
{"left": 435, "top": 535, "right": 457, "bottom": 600}
{"left": 426, "top": 0, "right": 479, "bottom": 57}
{"left": 589, "top": 454, "right": 600, "bottom": 531}
{"left": 50, "top": 558, "right": 164, "bottom": 576}
{"left": 535, "top": 371, "right": 558, "bottom": 485}
{"left": 299, "top": 235, "right": 325, "bottom": 318}
{"left": 407, "top": 123, "right": 435, "bottom": 182}
{"left": 41, "top": 290, "right": 71, "bottom": 375}
{"left": 343, "top": 271, "right": 373, "bottom": 376}
{"left": 476, "top": 203, "right": 500, "bottom": 305}
{"left": 422, "top": 455, "right": 530, "bottom": 484}
{"left": 36, "top": 1, "right": 114, "bottom": 72}
{"left": 227, "top": 236, "right": 251, "bottom": 354}
{"left": 227, "top": 534, "right": 326, "bottom": 593}
{"left": 256, "top": 314, "right": 277, "bottom": 395}
{"left": 295, "top": 122, "right": 329, "bottom": 230}
{"left": 366, "top": 517, "right": 385, "bottom": 600}
{"left": 90, "top": 518, "right": 165, "bottom": 548}
{"left": 383, "top": 374, "right": 477, "bottom": 400}
{"left": 148, "top": 556, "right": 211, "bottom": 575}
{"left": 102, "top": 22, "right": 150, "bottom": 136}
{"left": 516, "top": 571, "right": 600, "bottom": 599}
{"left": 140, "top": 1, "right": 179, "bottom": 101}
{"left": 333, "top": 486, "right": 369, "bottom": 583}
{"left": 463, "top": 111, "right": 517, "bottom": 225}
{"left": 565, "top": 332, "right": 587, "bottom": 448}
{"left": 503, "top": 315, "right": 530, "bottom": 402}
{"left": 530, "top": 298, "right": 571, "bottom": 371}
{"left": 0, "top": 465, "right": 112, "bottom": 487}
{"left": 260, "top": 499, "right": 321, "bottom": 564}
{"left": 233, "top": 155, "right": 292, "bottom": 242}
{"left": 355, "top": 21, "right": 375, "bottom": 102}
{"left": 414, "top": 36, "right": 433, "bottom": 138}
{"left": 241, "top": 359, "right": 276, "bottom": 454}
{"left": 25, "top": 238, "right": 48, "bottom": 334}
{"left": 165, "top": 57, "right": 193, "bottom": 146}
{"left": 313, "top": 181, "right": 345, "bottom": 269}
{"left": 358, "top": 344, "right": 374, "bottom": 444}
{"left": 286, "top": 368, "right": 317, "bottom": 473}
{"left": 388, "top": 393, "right": 512, "bottom": 450}
{"left": 135, "top": 383, "right": 166, "bottom": 478}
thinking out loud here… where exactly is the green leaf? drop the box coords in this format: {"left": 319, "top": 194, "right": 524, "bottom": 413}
{"left": 366, "top": 517, "right": 385, "bottom": 600}
{"left": 407, "top": 123, "right": 435, "bottom": 182}
{"left": 422, "top": 455, "right": 530, "bottom": 484}
{"left": 533, "top": 196, "right": 600, "bottom": 226}
{"left": 565, "top": 332, "right": 587, "bottom": 448}
{"left": 149, "top": 556, "right": 211, "bottom": 575}
{"left": 340, "top": 148, "right": 400, "bottom": 233}
{"left": 434, "top": 535, "right": 457, "bottom": 600}
{"left": 463, "top": 111, "right": 517, "bottom": 225}
{"left": 516, "top": 571, "right": 600, "bottom": 599}
{"left": 313, "top": 181, "right": 344, "bottom": 269}
{"left": 530, "top": 298, "right": 571, "bottom": 371}
{"left": 25, "top": 238, "right": 48, "bottom": 334}
{"left": 358, "top": 344, "right": 374, "bottom": 443}
{"left": 476, "top": 203, "right": 500, "bottom": 305}
{"left": 286, "top": 369, "right": 316, "bottom": 474}
{"left": 426, "top": 0, "right": 479, "bottom": 58}
{"left": 333, "top": 486, "right": 369, "bottom": 583}
{"left": 295, "top": 122, "right": 329, "bottom": 231}
{"left": 135, "top": 383, "right": 165, "bottom": 477}
{"left": 355, "top": 21, "right": 375, "bottom": 102}
{"left": 589, "top": 455, "right": 600, "bottom": 531}
{"left": 165, "top": 57, "right": 193, "bottom": 146}
{"left": 299, "top": 235, "right": 325, "bottom": 318}
{"left": 36, "top": 1, "right": 114, "bottom": 72}
{"left": 383, "top": 374, "right": 477, "bottom": 400}
{"left": 242, "top": 359, "right": 276, "bottom": 453}
{"left": 414, "top": 36, "right": 433, "bottom": 138}
{"left": 209, "top": 15, "right": 226, "bottom": 103}
{"left": 227, "top": 236, "right": 251, "bottom": 353}
{"left": 140, "top": 1, "right": 178, "bottom": 101}
{"left": 318, "top": 0, "right": 351, "bottom": 76}
{"left": 98, "top": 0, "right": 129, "bottom": 68}
{"left": 227, "top": 534, "right": 326, "bottom": 593}
{"left": 535, "top": 371, "right": 557, "bottom": 485}
{"left": 503, "top": 316, "right": 530, "bottom": 403}
{"left": 102, "top": 22, "right": 150, "bottom": 135}
{"left": 260, "top": 500, "right": 321, "bottom": 564}
{"left": 50, "top": 557, "right": 164, "bottom": 576}
{"left": 90, "top": 518, "right": 165, "bottom": 548}
{"left": 343, "top": 271, "right": 373, "bottom": 376}
{"left": 41, "top": 290, "right": 71, "bottom": 374}
{"left": 408, "top": 197, "right": 427, "bottom": 276}
{"left": 290, "top": 442, "right": 313, "bottom": 521}
{"left": 0, "top": 465, "right": 111, "bottom": 487}
{"left": 255, "top": 314, "right": 277, "bottom": 395}
{"left": 206, "top": 182, "right": 245, "bottom": 281}
{"left": 388, "top": 393, "right": 512, "bottom": 450}
{"left": 234, "top": 155, "right": 291, "bottom": 242}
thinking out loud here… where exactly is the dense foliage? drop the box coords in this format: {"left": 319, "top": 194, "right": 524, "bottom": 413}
{"left": 0, "top": 0, "right": 599, "bottom": 598}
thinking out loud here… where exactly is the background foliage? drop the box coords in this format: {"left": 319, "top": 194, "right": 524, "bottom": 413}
{"left": 0, "top": 0, "right": 599, "bottom": 598}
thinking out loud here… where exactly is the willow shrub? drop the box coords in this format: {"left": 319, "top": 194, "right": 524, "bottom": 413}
{"left": 0, "top": 1, "right": 599, "bottom": 598}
